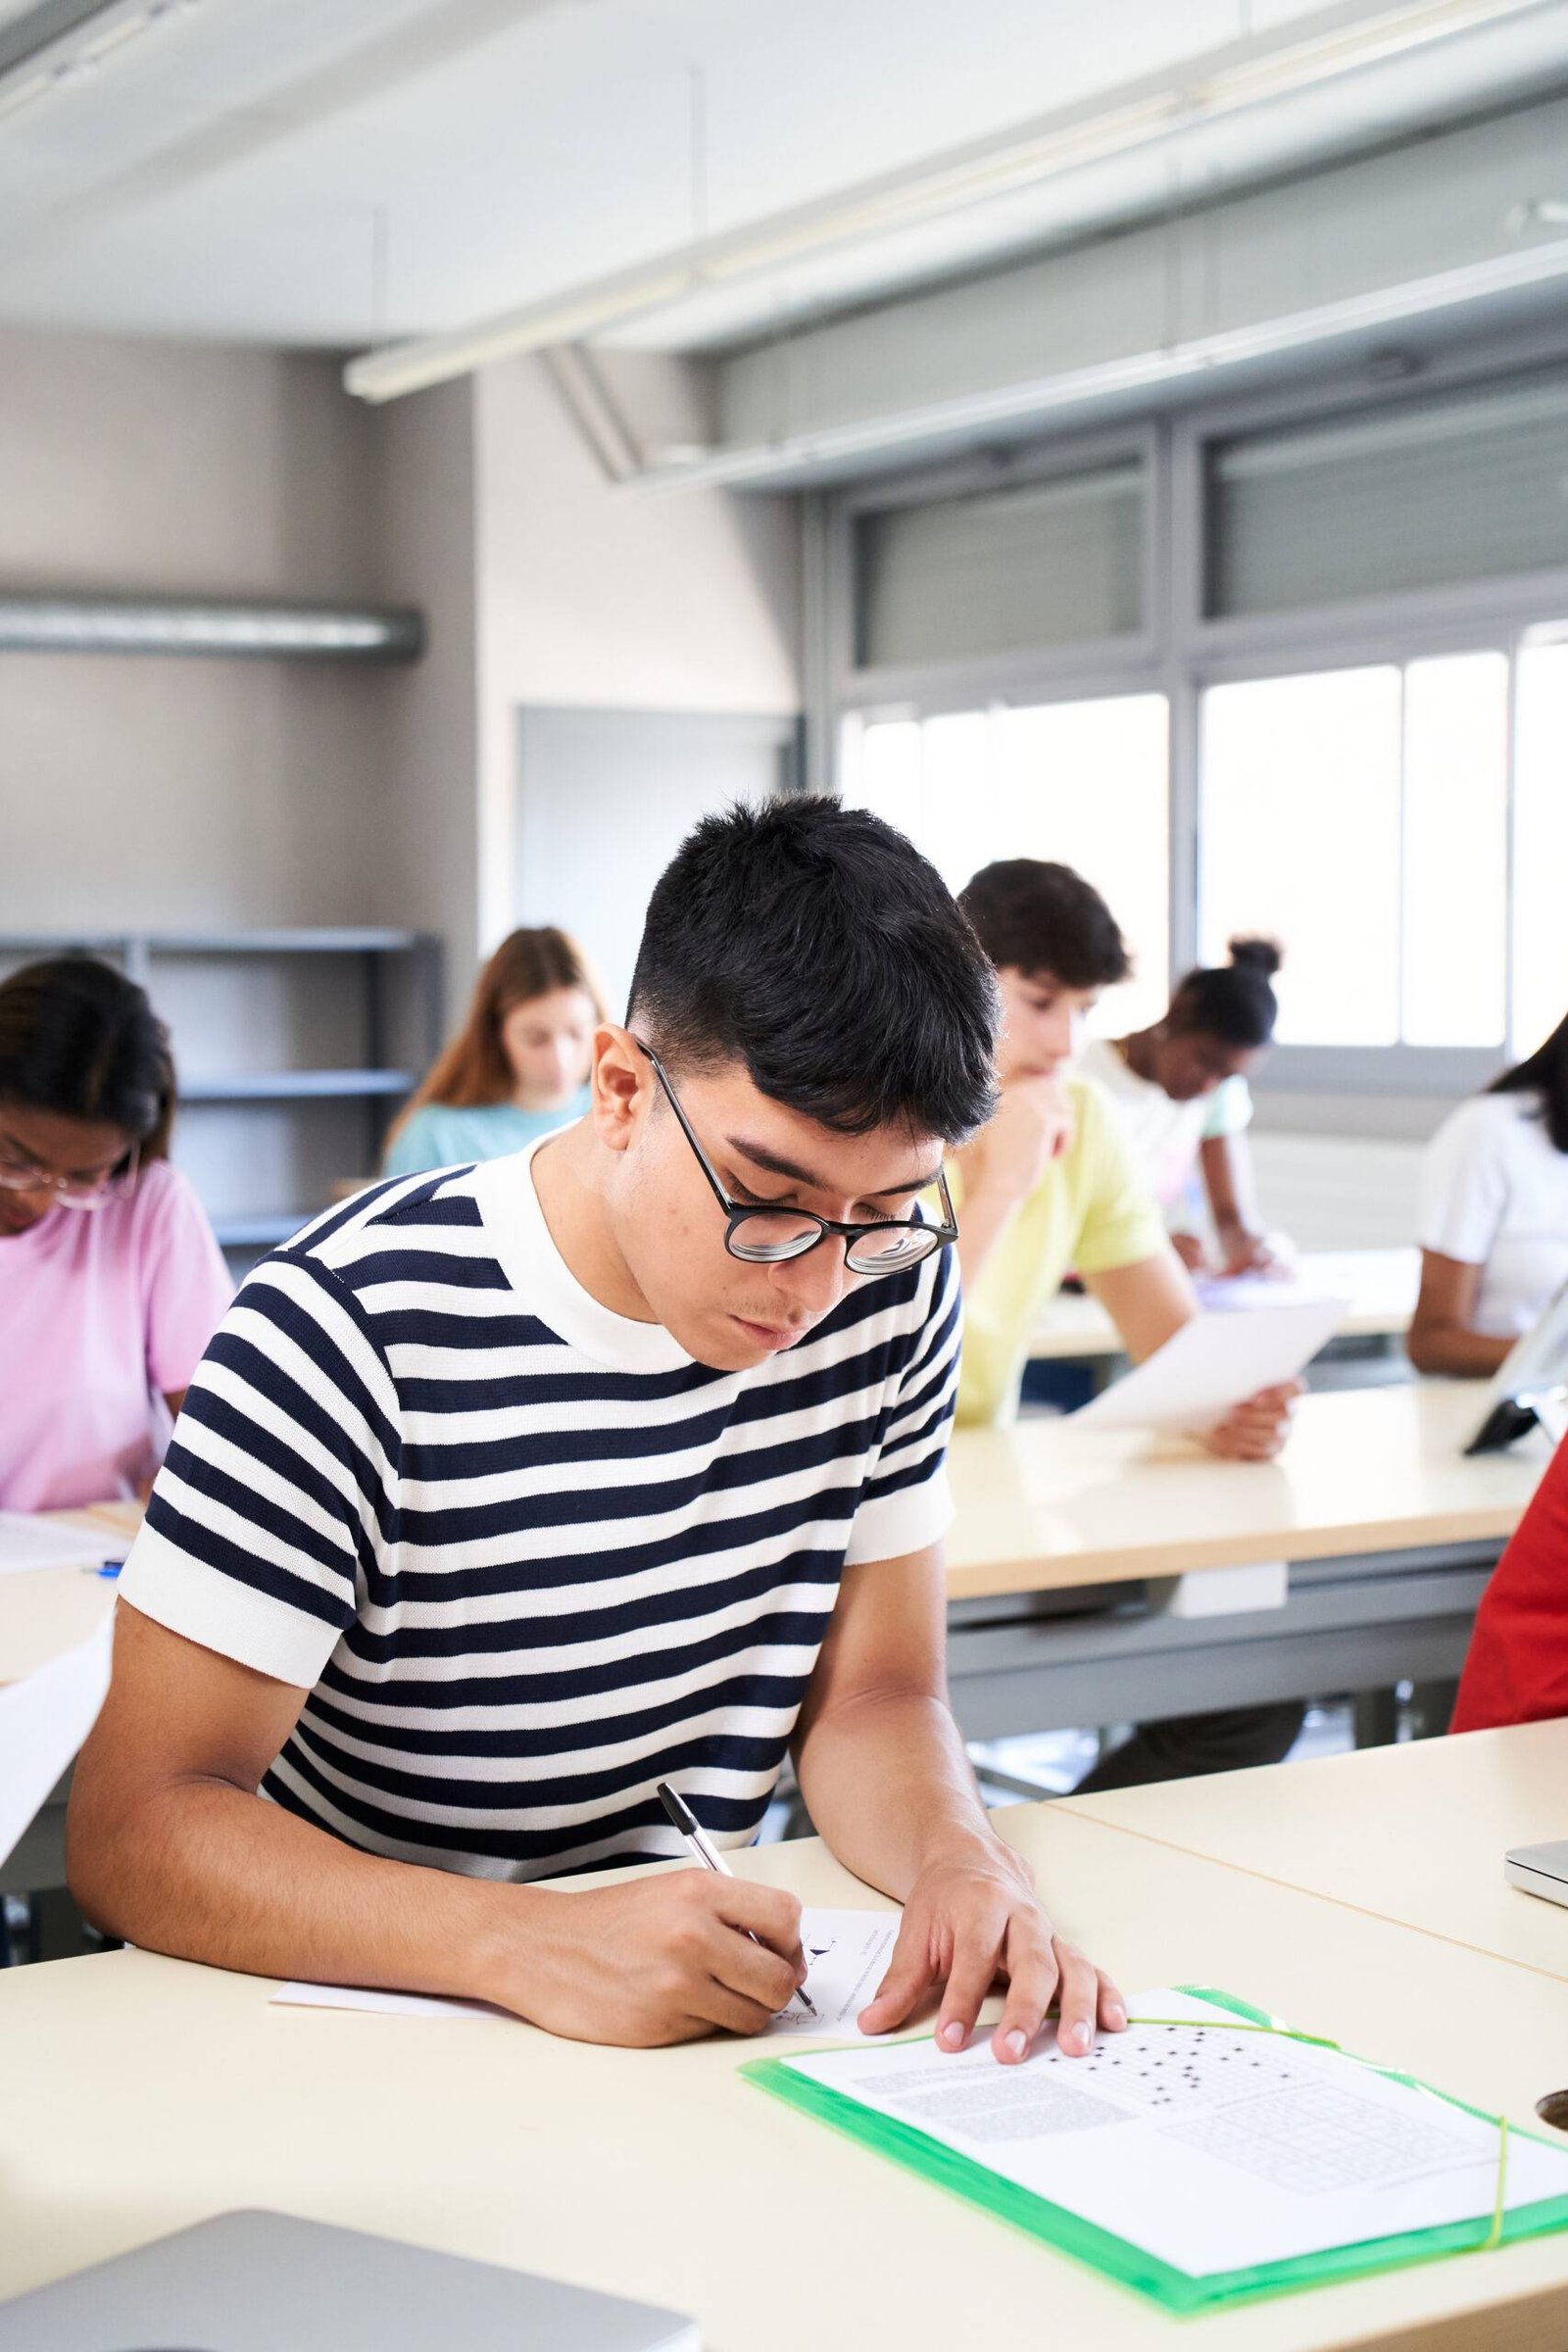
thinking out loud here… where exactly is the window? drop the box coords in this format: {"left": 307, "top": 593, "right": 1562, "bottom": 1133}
{"left": 1207, "top": 371, "right": 1568, "bottom": 617}
{"left": 847, "top": 692, "right": 1170, "bottom": 1029}
{"left": 1200, "top": 667, "right": 1403, "bottom": 1047}
{"left": 1200, "top": 651, "right": 1529, "bottom": 1053}
{"left": 854, "top": 461, "right": 1145, "bottom": 669}
{"left": 1513, "top": 640, "right": 1568, "bottom": 1056}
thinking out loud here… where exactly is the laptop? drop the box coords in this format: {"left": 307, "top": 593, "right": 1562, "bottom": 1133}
{"left": 1464, "top": 1274, "right": 1568, "bottom": 1455}
{"left": 1505, "top": 1839, "right": 1568, "bottom": 1910}
{"left": 0, "top": 2211, "right": 700, "bottom": 2351}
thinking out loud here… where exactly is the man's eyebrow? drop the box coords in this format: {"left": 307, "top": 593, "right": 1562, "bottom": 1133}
{"left": 725, "top": 1136, "right": 941, "bottom": 1199}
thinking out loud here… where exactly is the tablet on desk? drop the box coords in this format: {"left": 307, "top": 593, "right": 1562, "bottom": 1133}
{"left": 1464, "top": 1275, "right": 1568, "bottom": 1455}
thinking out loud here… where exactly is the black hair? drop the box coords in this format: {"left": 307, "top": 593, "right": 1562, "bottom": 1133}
{"left": 626, "top": 798, "right": 999, "bottom": 1143}
{"left": 957, "top": 859, "right": 1131, "bottom": 990}
{"left": 1168, "top": 937, "right": 1283, "bottom": 1052}
{"left": 1491, "top": 1009, "right": 1568, "bottom": 1155}
{"left": 0, "top": 956, "right": 174, "bottom": 1157}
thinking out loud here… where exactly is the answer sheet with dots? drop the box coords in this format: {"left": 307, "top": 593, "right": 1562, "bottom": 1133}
{"left": 782, "top": 1987, "right": 1568, "bottom": 2279}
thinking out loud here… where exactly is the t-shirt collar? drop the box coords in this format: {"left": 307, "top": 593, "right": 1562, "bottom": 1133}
{"left": 469, "top": 1138, "right": 695, "bottom": 1373}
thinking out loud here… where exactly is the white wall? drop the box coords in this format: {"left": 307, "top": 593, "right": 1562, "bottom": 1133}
{"left": 471, "top": 352, "right": 802, "bottom": 964}
{"left": 0, "top": 327, "right": 393, "bottom": 934}
{"left": 369, "top": 376, "right": 482, "bottom": 989}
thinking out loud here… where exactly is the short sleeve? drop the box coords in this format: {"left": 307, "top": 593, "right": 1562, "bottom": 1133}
{"left": 119, "top": 1252, "right": 400, "bottom": 1688}
{"left": 1072, "top": 1083, "right": 1169, "bottom": 1275}
{"left": 1200, "top": 1076, "right": 1253, "bottom": 1143}
{"left": 844, "top": 1248, "right": 960, "bottom": 1567}
{"left": 138, "top": 1163, "right": 234, "bottom": 1394}
{"left": 1419, "top": 1101, "right": 1509, "bottom": 1265}
{"left": 382, "top": 1108, "right": 442, "bottom": 1181}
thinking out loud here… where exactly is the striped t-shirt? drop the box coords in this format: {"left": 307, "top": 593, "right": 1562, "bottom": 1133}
{"left": 119, "top": 1144, "right": 960, "bottom": 1881}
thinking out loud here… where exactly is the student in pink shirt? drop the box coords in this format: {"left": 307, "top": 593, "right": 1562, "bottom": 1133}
{"left": 0, "top": 957, "right": 231, "bottom": 1513}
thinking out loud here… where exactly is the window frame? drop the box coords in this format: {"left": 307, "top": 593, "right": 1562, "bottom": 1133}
{"left": 820, "top": 330, "right": 1568, "bottom": 1099}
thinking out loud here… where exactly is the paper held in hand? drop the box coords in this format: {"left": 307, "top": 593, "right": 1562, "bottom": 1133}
{"left": 744, "top": 1985, "right": 1568, "bottom": 2315}
{"left": 0, "top": 1616, "right": 113, "bottom": 1869}
{"left": 1074, "top": 1297, "right": 1346, "bottom": 1433}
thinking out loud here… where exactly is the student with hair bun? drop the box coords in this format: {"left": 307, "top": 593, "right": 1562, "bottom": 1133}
{"left": 0, "top": 956, "right": 230, "bottom": 1512}
{"left": 1080, "top": 938, "right": 1288, "bottom": 1277}
{"left": 383, "top": 925, "right": 604, "bottom": 1178}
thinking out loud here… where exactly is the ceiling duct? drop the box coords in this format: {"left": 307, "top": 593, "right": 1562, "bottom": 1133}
{"left": 0, "top": 593, "right": 424, "bottom": 662}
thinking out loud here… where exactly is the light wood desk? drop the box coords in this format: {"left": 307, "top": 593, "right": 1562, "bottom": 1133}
{"left": 4, "top": 1803, "right": 1568, "bottom": 2348}
{"left": 942, "top": 1382, "right": 1549, "bottom": 1741}
{"left": 1066, "top": 1719, "right": 1568, "bottom": 1986}
{"left": 1030, "top": 1247, "right": 1421, "bottom": 1363}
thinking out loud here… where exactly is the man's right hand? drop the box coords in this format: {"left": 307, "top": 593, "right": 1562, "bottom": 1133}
{"left": 958, "top": 1075, "right": 1076, "bottom": 1208}
{"left": 487, "top": 1868, "right": 808, "bottom": 2046}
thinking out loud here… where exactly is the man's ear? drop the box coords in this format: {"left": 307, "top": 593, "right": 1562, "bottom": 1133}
{"left": 590, "top": 1023, "right": 652, "bottom": 1156}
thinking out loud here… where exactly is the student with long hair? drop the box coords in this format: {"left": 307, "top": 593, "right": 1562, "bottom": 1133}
{"left": 1408, "top": 1010, "right": 1568, "bottom": 1378}
{"left": 383, "top": 926, "right": 603, "bottom": 1178}
{"left": 1080, "top": 940, "right": 1289, "bottom": 1276}
{"left": 0, "top": 956, "right": 229, "bottom": 1512}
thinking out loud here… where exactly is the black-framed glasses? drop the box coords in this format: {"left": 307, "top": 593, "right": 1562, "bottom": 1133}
{"left": 635, "top": 1039, "right": 957, "bottom": 1279}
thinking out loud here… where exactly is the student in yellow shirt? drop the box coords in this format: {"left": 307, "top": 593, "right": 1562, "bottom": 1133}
{"left": 954, "top": 858, "right": 1302, "bottom": 1789}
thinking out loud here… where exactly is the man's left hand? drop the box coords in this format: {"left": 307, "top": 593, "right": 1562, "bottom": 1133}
{"left": 857, "top": 1838, "right": 1127, "bottom": 2064}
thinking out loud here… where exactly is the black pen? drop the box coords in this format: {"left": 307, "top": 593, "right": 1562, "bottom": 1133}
{"left": 656, "top": 1780, "right": 817, "bottom": 2018}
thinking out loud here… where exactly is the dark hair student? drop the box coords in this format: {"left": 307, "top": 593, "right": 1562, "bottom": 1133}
{"left": 0, "top": 956, "right": 229, "bottom": 1515}
{"left": 72, "top": 793, "right": 1132, "bottom": 2075}
{"left": 1167, "top": 938, "right": 1283, "bottom": 1053}
{"left": 630, "top": 796, "right": 1000, "bottom": 1144}
{"left": 0, "top": 955, "right": 175, "bottom": 1162}
{"left": 958, "top": 859, "right": 1131, "bottom": 993}
{"left": 1490, "top": 1008, "right": 1568, "bottom": 1155}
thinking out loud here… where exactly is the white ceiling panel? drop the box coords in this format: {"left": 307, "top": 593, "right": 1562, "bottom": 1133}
{"left": 0, "top": 0, "right": 1564, "bottom": 351}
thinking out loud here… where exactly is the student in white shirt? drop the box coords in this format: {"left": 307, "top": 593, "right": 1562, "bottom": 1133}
{"left": 1079, "top": 939, "right": 1290, "bottom": 1276}
{"left": 1409, "top": 1010, "right": 1568, "bottom": 1377}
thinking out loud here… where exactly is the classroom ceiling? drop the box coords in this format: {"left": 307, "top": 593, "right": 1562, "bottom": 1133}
{"left": 0, "top": 0, "right": 1566, "bottom": 359}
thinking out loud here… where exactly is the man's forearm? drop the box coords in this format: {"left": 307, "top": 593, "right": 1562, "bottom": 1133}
{"left": 69, "top": 1774, "right": 514, "bottom": 1999}
{"left": 794, "top": 1689, "right": 1004, "bottom": 1903}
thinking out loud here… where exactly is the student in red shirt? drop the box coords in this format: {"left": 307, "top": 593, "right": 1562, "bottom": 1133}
{"left": 1451, "top": 1431, "right": 1568, "bottom": 1731}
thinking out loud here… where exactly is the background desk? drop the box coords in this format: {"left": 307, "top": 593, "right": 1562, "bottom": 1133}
{"left": 1029, "top": 1247, "right": 1420, "bottom": 1364}
{"left": 4, "top": 1802, "right": 1568, "bottom": 2348}
{"left": 943, "top": 1381, "right": 1549, "bottom": 1741}
{"left": 1065, "top": 1718, "right": 1568, "bottom": 1985}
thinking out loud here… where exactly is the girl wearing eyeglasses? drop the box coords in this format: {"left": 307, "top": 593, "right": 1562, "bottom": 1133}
{"left": 0, "top": 956, "right": 230, "bottom": 1513}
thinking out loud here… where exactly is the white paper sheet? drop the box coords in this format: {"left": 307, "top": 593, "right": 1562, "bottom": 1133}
{"left": 272, "top": 1906, "right": 902, "bottom": 2038}
{"left": 0, "top": 1509, "right": 128, "bottom": 1576}
{"left": 780, "top": 1987, "right": 1568, "bottom": 2278}
{"left": 1074, "top": 1298, "right": 1346, "bottom": 1432}
{"left": 0, "top": 1615, "right": 114, "bottom": 1866}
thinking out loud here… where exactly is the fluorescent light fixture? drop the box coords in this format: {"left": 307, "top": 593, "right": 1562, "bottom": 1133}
{"left": 624, "top": 232, "right": 1568, "bottom": 495}
{"left": 346, "top": 0, "right": 1548, "bottom": 404}
{"left": 0, "top": 0, "right": 199, "bottom": 125}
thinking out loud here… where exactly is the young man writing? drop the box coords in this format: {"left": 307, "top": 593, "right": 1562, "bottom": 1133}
{"left": 954, "top": 858, "right": 1304, "bottom": 1790}
{"left": 69, "top": 802, "right": 1124, "bottom": 2064}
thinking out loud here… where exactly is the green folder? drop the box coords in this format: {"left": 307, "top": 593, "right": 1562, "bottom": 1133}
{"left": 742, "top": 1986, "right": 1568, "bottom": 2315}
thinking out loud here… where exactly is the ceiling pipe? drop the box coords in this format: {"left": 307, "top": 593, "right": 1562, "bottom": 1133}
{"left": 0, "top": 593, "right": 424, "bottom": 662}
{"left": 343, "top": 0, "right": 1552, "bottom": 405}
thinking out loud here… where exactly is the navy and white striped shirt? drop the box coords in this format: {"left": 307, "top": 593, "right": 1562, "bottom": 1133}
{"left": 120, "top": 1145, "right": 960, "bottom": 1880}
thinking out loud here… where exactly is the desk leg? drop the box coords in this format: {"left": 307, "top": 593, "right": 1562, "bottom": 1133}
{"left": 1352, "top": 1689, "right": 1400, "bottom": 1748}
